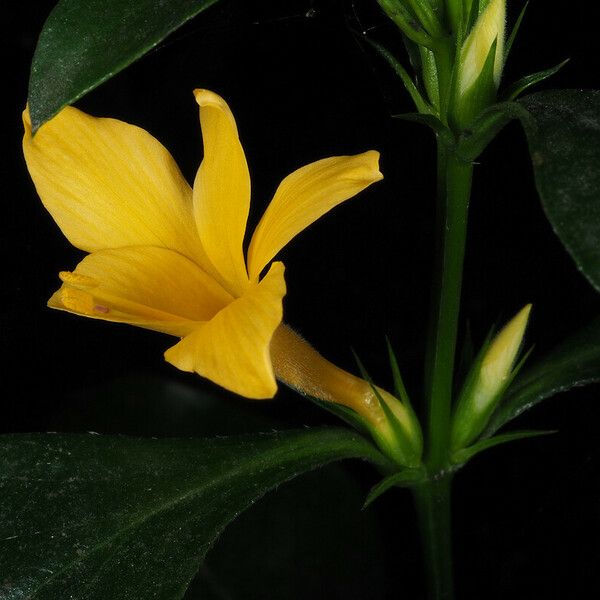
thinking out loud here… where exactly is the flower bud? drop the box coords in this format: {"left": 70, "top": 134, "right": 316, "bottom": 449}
{"left": 452, "top": 0, "right": 506, "bottom": 129}
{"left": 459, "top": 0, "right": 506, "bottom": 95}
{"left": 451, "top": 304, "right": 531, "bottom": 452}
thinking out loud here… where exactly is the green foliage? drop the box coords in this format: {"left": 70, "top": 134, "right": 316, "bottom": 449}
{"left": 485, "top": 317, "right": 600, "bottom": 437}
{"left": 0, "top": 428, "right": 382, "bottom": 599}
{"left": 518, "top": 90, "right": 600, "bottom": 292}
{"left": 28, "top": 0, "right": 222, "bottom": 131}
{"left": 454, "top": 89, "right": 600, "bottom": 291}
{"left": 191, "top": 465, "right": 387, "bottom": 598}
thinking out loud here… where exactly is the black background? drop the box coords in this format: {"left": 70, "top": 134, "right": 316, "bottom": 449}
{"left": 3, "top": 1, "right": 600, "bottom": 598}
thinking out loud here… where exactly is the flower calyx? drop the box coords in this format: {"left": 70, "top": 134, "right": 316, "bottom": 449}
{"left": 270, "top": 326, "right": 423, "bottom": 468}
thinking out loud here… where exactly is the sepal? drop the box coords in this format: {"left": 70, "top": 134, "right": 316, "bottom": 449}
{"left": 363, "top": 467, "right": 427, "bottom": 508}
{"left": 456, "top": 100, "right": 530, "bottom": 160}
{"left": 307, "top": 397, "right": 374, "bottom": 438}
{"left": 451, "top": 429, "right": 555, "bottom": 465}
{"left": 354, "top": 352, "right": 424, "bottom": 469}
{"left": 376, "top": 0, "right": 434, "bottom": 47}
{"left": 365, "top": 38, "right": 434, "bottom": 114}
{"left": 504, "top": 1, "right": 529, "bottom": 62}
{"left": 502, "top": 59, "right": 569, "bottom": 101}
{"left": 405, "top": 0, "right": 444, "bottom": 38}
{"left": 394, "top": 112, "right": 456, "bottom": 147}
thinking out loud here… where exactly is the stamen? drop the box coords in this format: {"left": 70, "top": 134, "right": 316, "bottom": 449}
{"left": 59, "top": 288, "right": 96, "bottom": 315}
{"left": 59, "top": 271, "right": 98, "bottom": 289}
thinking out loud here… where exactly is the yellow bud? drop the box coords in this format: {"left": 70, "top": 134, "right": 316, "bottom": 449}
{"left": 477, "top": 304, "right": 531, "bottom": 408}
{"left": 451, "top": 304, "right": 531, "bottom": 451}
{"left": 458, "top": 0, "right": 506, "bottom": 97}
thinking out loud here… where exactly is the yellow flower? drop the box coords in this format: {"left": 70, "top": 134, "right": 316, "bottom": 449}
{"left": 23, "top": 89, "right": 382, "bottom": 400}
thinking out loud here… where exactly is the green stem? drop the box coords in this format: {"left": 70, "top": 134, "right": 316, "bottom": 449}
{"left": 426, "top": 143, "right": 473, "bottom": 471}
{"left": 417, "top": 141, "right": 471, "bottom": 600}
{"left": 412, "top": 475, "right": 455, "bottom": 600}
{"left": 434, "top": 40, "right": 454, "bottom": 122}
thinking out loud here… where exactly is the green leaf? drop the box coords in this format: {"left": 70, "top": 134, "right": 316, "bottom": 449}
{"left": 485, "top": 317, "right": 600, "bottom": 437}
{"left": 28, "top": 0, "right": 222, "bottom": 132}
{"left": 191, "top": 465, "right": 387, "bottom": 598}
{"left": 0, "top": 428, "right": 383, "bottom": 599}
{"left": 451, "top": 430, "right": 555, "bottom": 464}
{"left": 518, "top": 90, "right": 600, "bottom": 292}
{"left": 502, "top": 59, "right": 569, "bottom": 101}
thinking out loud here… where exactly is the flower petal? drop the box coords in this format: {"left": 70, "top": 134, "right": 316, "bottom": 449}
{"left": 164, "top": 262, "right": 286, "bottom": 399}
{"left": 23, "top": 106, "right": 209, "bottom": 268}
{"left": 49, "top": 246, "right": 233, "bottom": 337}
{"left": 247, "top": 151, "right": 383, "bottom": 280}
{"left": 192, "top": 89, "right": 251, "bottom": 294}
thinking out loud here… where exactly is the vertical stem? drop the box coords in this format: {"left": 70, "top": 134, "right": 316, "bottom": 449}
{"left": 419, "top": 141, "right": 472, "bottom": 599}
{"left": 412, "top": 475, "right": 455, "bottom": 600}
{"left": 426, "top": 143, "right": 473, "bottom": 471}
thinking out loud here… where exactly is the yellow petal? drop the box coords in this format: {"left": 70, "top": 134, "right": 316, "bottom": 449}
{"left": 48, "top": 246, "right": 233, "bottom": 337}
{"left": 164, "top": 262, "right": 286, "bottom": 399}
{"left": 247, "top": 151, "right": 383, "bottom": 280}
{"left": 192, "top": 89, "right": 251, "bottom": 294}
{"left": 23, "top": 106, "right": 209, "bottom": 268}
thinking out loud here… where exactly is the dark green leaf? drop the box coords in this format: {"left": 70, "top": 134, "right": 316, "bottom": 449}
{"left": 29, "top": 0, "right": 221, "bottom": 132}
{"left": 0, "top": 428, "right": 382, "bottom": 599}
{"left": 451, "top": 430, "right": 555, "bottom": 464}
{"left": 190, "top": 465, "right": 386, "bottom": 598}
{"left": 485, "top": 317, "right": 600, "bottom": 436}
{"left": 518, "top": 90, "right": 600, "bottom": 292}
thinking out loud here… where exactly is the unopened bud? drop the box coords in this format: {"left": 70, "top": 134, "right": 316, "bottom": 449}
{"left": 451, "top": 304, "right": 531, "bottom": 451}
{"left": 457, "top": 0, "right": 506, "bottom": 97}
